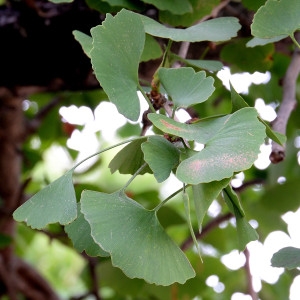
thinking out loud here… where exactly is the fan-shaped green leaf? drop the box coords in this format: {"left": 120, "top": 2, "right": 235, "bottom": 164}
{"left": 108, "top": 138, "right": 151, "bottom": 175}
{"left": 158, "top": 67, "right": 215, "bottom": 108}
{"left": 143, "top": 0, "right": 192, "bottom": 15}
{"left": 271, "top": 247, "right": 300, "bottom": 269}
{"left": 90, "top": 9, "right": 145, "bottom": 121}
{"left": 73, "top": 30, "right": 92, "bottom": 58}
{"left": 223, "top": 185, "right": 258, "bottom": 251}
{"left": 65, "top": 204, "right": 109, "bottom": 257}
{"left": 81, "top": 190, "right": 195, "bottom": 285}
{"left": 149, "top": 108, "right": 265, "bottom": 184}
{"left": 184, "top": 59, "right": 223, "bottom": 72}
{"left": 140, "top": 15, "right": 241, "bottom": 42}
{"left": 141, "top": 136, "right": 180, "bottom": 183}
{"left": 140, "top": 34, "right": 163, "bottom": 62}
{"left": 235, "top": 217, "right": 259, "bottom": 251}
{"left": 246, "top": 36, "right": 288, "bottom": 48}
{"left": 223, "top": 185, "right": 245, "bottom": 218}
{"left": 176, "top": 108, "right": 265, "bottom": 184}
{"left": 159, "top": 0, "right": 220, "bottom": 27}
{"left": 148, "top": 113, "right": 230, "bottom": 144}
{"left": 13, "top": 171, "right": 77, "bottom": 229}
{"left": 100, "top": 0, "right": 143, "bottom": 10}
{"left": 251, "top": 0, "right": 300, "bottom": 39}
{"left": 192, "top": 179, "right": 230, "bottom": 232}
{"left": 230, "top": 83, "right": 286, "bottom": 146}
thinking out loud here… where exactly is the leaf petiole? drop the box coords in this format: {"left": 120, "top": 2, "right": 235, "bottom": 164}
{"left": 154, "top": 185, "right": 190, "bottom": 212}
{"left": 121, "top": 162, "right": 148, "bottom": 191}
{"left": 290, "top": 33, "right": 300, "bottom": 49}
{"left": 72, "top": 136, "right": 147, "bottom": 171}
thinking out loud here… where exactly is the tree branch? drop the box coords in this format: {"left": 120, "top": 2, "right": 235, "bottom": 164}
{"left": 244, "top": 247, "right": 258, "bottom": 300}
{"left": 181, "top": 212, "right": 233, "bottom": 251}
{"left": 172, "top": 0, "right": 230, "bottom": 69}
{"left": 270, "top": 35, "right": 300, "bottom": 163}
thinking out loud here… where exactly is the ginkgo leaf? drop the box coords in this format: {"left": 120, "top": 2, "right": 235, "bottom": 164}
{"left": 184, "top": 59, "right": 223, "bottom": 72}
{"left": 73, "top": 30, "right": 92, "bottom": 58}
{"left": 158, "top": 67, "right": 215, "bottom": 108}
{"left": 223, "top": 185, "right": 245, "bottom": 218}
{"left": 90, "top": 9, "right": 145, "bottom": 121}
{"left": 230, "top": 83, "right": 286, "bottom": 146}
{"left": 149, "top": 108, "right": 266, "bottom": 184}
{"left": 251, "top": 0, "right": 300, "bottom": 39}
{"left": 141, "top": 135, "right": 180, "bottom": 182}
{"left": 108, "top": 138, "right": 151, "bottom": 175}
{"left": 271, "top": 247, "right": 300, "bottom": 270}
{"left": 192, "top": 179, "right": 230, "bottom": 232}
{"left": 140, "top": 34, "right": 163, "bottom": 62}
{"left": 223, "top": 185, "right": 258, "bottom": 251}
{"left": 143, "top": 0, "right": 192, "bottom": 15}
{"left": 148, "top": 113, "right": 230, "bottom": 144}
{"left": 81, "top": 190, "right": 195, "bottom": 285}
{"left": 65, "top": 204, "right": 109, "bottom": 257}
{"left": 13, "top": 171, "right": 77, "bottom": 229}
{"left": 246, "top": 36, "right": 288, "bottom": 48}
{"left": 140, "top": 14, "right": 241, "bottom": 42}
{"left": 235, "top": 216, "right": 259, "bottom": 251}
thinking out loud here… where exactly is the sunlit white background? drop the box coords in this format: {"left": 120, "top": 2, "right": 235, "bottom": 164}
{"left": 50, "top": 67, "right": 300, "bottom": 300}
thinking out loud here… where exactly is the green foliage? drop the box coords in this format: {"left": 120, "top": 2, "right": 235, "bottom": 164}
{"left": 11, "top": 1, "right": 300, "bottom": 298}
{"left": 158, "top": 67, "right": 215, "bottom": 108}
{"left": 251, "top": 0, "right": 300, "bottom": 44}
{"left": 141, "top": 15, "right": 241, "bottom": 42}
{"left": 149, "top": 108, "right": 266, "bottom": 184}
{"left": 13, "top": 170, "right": 77, "bottom": 229}
{"left": 91, "top": 10, "right": 145, "bottom": 121}
{"left": 81, "top": 190, "right": 195, "bottom": 285}
{"left": 271, "top": 247, "right": 300, "bottom": 269}
{"left": 141, "top": 136, "right": 180, "bottom": 183}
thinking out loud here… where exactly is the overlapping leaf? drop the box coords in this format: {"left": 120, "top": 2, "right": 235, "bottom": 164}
{"left": 192, "top": 179, "right": 230, "bottom": 232}
{"left": 251, "top": 0, "right": 300, "bottom": 39}
{"left": 141, "top": 135, "right": 180, "bottom": 182}
{"left": 143, "top": 0, "right": 192, "bottom": 15}
{"left": 183, "top": 59, "right": 223, "bottom": 72}
{"left": 140, "top": 34, "right": 163, "bottom": 62}
{"left": 158, "top": 67, "right": 215, "bottom": 108}
{"left": 230, "top": 83, "right": 286, "bottom": 146}
{"left": 108, "top": 138, "right": 151, "bottom": 175}
{"left": 149, "top": 108, "right": 266, "bottom": 184}
{"left": 90, "top": 9, "right": 145, "bottom": 121}
{"left": 65, "top": 204, "right": 109, "bottom": 257}
{"left": 81, "top": 190, "right": 195, "bottom": 285}
{"left": 140, "top": 14, "right": 241, "bottom": 42}
{"left": 159, "top": 0, "right": 220, "bottom": 27}
{"left": 271, "top": 247, "right": 300, "bottom": 269}
{"left": 73, "top": 30, "right": 92, "bottom": 58}
{"left": 223, "top": 185, "right": 258, "bottom": 251}
{"left": 13, "top": 171, "right": 77, "bottom": 229}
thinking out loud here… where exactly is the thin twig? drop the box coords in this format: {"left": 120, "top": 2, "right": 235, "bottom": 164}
{"left": 180, "top": 212, "right": 233, "bottom": 251}
{"left": 244, "top": 247, "right": 259, "bottom": 300}
{"left": 233, "top": 179, "right": 265, "bottom": 193}
{"left": 270, "top": 34, "right": 300, "bottom": 163}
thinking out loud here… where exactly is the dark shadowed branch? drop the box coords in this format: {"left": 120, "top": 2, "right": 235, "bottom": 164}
{"left": 181, "top": 212, "right": 233, "bottom": 251}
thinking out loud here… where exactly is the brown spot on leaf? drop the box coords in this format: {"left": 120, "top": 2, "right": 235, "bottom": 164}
{"left": 161, "top": 119, "right": 184, "bottom": 132}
